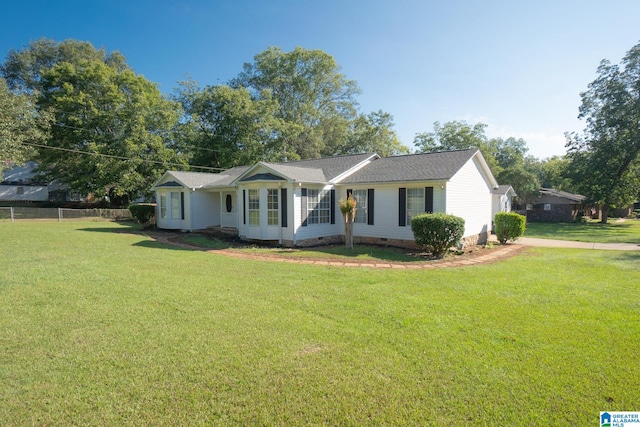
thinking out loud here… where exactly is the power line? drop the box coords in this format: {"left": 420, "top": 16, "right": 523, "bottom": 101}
{"left": 22, "top": 142, "right": 226, "bottom": 172}
{"left": 50, "top": 121, "right": 226, "bottom": 154}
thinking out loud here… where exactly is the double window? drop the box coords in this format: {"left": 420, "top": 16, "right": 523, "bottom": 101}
{"left": 307, "top": 189, "right": 330, "bottom": 225}
{"left": 399, "top": 187, "right": 433, "bottom": 226}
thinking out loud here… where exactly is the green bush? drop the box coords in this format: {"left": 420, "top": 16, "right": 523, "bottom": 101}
{"left": 411, "top": 213, "right": 465, "bottom": 258}
{"left": 494, "top": 212, "right": 526, "bottom": 244}
{"left": 129, "top": 203, "right": 156, "bottom": 225}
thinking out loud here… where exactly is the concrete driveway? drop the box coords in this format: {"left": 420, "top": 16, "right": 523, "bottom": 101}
{"left": 517, "top": 237, "right": 640, "bottom": 251}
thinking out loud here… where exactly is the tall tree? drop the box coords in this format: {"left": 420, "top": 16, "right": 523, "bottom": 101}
{"left": 1, "top": 38, "right": 126, "bottom": 94}
{"left": 180, "top": 82, "right": 281, "bottom": 168}
{"left": 37, "top": 59, "right": 184, "bottom": 205}
{"left": 342, "top": 110, "right": 409, "bottom": 157}
{"left": 414, "top": 120, "right": 541, "bottom": 203}
{"left": 230, "top": 46, "right": 362, "bottom": 160}
{"left": 414, "top": 120, "right": 488, "bottom": 153}
{"left": 0, "top": 78, "right": 50, "bottom": 170}
{"left": 566, "top": 40, "right": 640, "bottom": 223}
{"left": 2, "top": 39, "right": 185, "bottom": 205}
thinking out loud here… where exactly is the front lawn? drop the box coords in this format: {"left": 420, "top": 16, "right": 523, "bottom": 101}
{"left": 525, "top": 219, "right": 640, "bottom": 243}
{"left": 1, "top": 222, "right": 638, "bottom": 425}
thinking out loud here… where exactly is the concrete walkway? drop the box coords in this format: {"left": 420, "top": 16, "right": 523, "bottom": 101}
{"left": 518, "top": 237, "right": 640, "bottom": 251}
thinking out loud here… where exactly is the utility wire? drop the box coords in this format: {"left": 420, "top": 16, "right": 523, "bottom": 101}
{"left": 22, "top": 142, "right": 226, "bottom": 172}
{"left": 50, "top": 121, "right": 226, "bottom": 154}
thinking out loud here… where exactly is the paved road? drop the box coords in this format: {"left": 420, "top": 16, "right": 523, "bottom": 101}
{"left": 517, "top": 237, "right": 640, "bottom": 251}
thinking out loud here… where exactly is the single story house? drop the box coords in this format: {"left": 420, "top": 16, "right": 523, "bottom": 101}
{"left": 0, "top": 161, "right": 79, "bottom": 203}
{"left": 492, "top": 185, "right": 516, "bottom": 217}
{"left": 1, "top": 162, "right": 49, "bottom": 202}
{"left": 491, "top": 185, "right": 517, "bottom": 231}
{"left": 526, "top": 188, "right": 586, "bottom": 222}
{"left": 151, "top": 148, "right": 506, "bottom": 247}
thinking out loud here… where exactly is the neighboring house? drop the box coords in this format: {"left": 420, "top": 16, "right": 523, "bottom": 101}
{"left": 151, "top": 148, "right": 501, "bottom": 247}
{"left": 491, "top": 185, "right": 516, "bottom": 217}
{"left": 526, "top": 188, "right": 586, "bottom": 222}
{"left": 0, "top": 161, "right": 79, "bottom": 203}
{"left": 491, "top": 185, "right": 516, "bottom": 232}
{"left": 0, "top": 162, "right": 49, "bottom": 202}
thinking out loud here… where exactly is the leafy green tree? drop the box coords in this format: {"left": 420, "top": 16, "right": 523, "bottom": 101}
{"left": 2, "top": 39, "right": 186, "bottom": 205}
{"left": 342, "top": 110, "right": 409, "bottom": 157}
{"left": 1, "top": 38, "right": 126, "bottom": 94}
{"left": 230, "top": 46, "right": 361, "bottom": 160}
{"left": 0, "top": 78, "right": 50, "bottom": 170}
{"left": 538, "top": 155, "right": 574, "bottom": 191}
{"left": 414, "top": 120, "right": 541, "bottom": 202}
{"left": 566, "top": 41, "right": 640, "bottom": 223}
{"left": 183, "top": 84, "right": 281, "bottom": 167}
{"left": 37, "top": 59, "right": 184, "bottom": 205}
{"left": 414, "top": 120, "right": 488, "bottom": 153}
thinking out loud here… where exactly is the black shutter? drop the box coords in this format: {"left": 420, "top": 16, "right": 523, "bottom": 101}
{"left": 242, "top": 190, "right": 246, "bottom": 225}
{"left": 367, "top": 189, "right": 374, "bottom": 225}
{"left": 347, "top": 188, "right": 353, "bottom": 198}
{"left": 425, "top": 186, "right": 434, "bottom": 213}
{"left": 281, "top": 188, "right": 288, "bottom": 227}
{"left": 301, "top": 188, "right": 308, "bottom": 227}
{"left": 180, "top": 192, "right": 185, "bottom": 220}
{"left": 330, "top": 189, "right": 336, "bottom": 224}
{"left": 399, "top": 187, "right": 406, "bottom": 227}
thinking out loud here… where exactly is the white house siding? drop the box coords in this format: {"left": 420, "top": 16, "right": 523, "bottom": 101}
{"left": 190, "top": 190, "right": 219, "bottom": 231}
{"left": 280, "top": 183, "right": 295, "bottom": 244}
{"left": 238, "top": 184, "right": 288, "bottom": 242}
{"left": 446, "top": 157, "right": 493, "bottom": 241}
{"left": 341, "top": 183, "right": 445, "bottom": 242}
{"left": 155, "top": 188, "right": 188, "bottom": 231}
{"left": 0, "top": 185, "right": 48, "bottom": 202}
{"left": 492, "top": 193, "right": 511, "bottom": 218}
{"left": 291, "top": 184, "right": 343, "bottom": 245}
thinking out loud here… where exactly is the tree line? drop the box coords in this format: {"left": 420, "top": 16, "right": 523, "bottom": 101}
{"left": 1, "top": 38, "right": 639, "bottom": 218}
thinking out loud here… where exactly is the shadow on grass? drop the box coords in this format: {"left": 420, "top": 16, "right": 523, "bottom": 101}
{"left": 132, "top": 240, "right": 194, "bottom": 251}
{"left": 77, "top": 224, "right": 437, "bottom": 263}
{"left": 77, "top": 222, "right": 144, "bottom": 234}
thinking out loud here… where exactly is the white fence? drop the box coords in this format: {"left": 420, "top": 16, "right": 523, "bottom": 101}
{"left": 0, "top": 207, "right": 132, "bottom": 222}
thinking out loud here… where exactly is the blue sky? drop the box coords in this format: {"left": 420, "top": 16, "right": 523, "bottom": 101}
{"left": 2, "top": 0, "right": 639, "bottom": 159}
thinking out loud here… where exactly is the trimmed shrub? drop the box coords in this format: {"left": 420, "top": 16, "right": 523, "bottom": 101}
{"left": 494, "top": 212, "right": 526, "bottom": 244}
{"left": 129, "top": 203, "right": 156, "bottom": 225}
{"left": 411, "top": 213, "right": 465, "bottom": 258}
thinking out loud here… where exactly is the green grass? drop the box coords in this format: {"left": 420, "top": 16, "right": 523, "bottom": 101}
{"left": 525, "top": 219, "right": 640, "bottom": 243}
{"left": 1, "top": 222, "right": 639, "bottom": 426}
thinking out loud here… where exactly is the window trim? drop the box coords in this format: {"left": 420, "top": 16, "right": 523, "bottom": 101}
{"left": 267, "top": 188, "right": 279, "bottom": 226}
{"left": 307, "top": 189, "right": 331, "bottom": 225}
{"left": 248, "top": 189, "right": 260, "bottom": 226}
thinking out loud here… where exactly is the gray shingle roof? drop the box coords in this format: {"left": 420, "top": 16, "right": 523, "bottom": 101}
{"left": 168, "top": 166, "right": 250, "bottom": 188}
{"left": 539, "top": 188, "right": 586, "bottom": 202}
{"left": 260, "top": 163, "right": 327, "bottom": 183}
{"left": 492, "top": 184, "right": 515, "bottom": 195}
{"left": 340, "top": 148, "right": 480, "bottom": 184}
{"left": 270, "top": 152, "right": 376, "bottom": 181}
